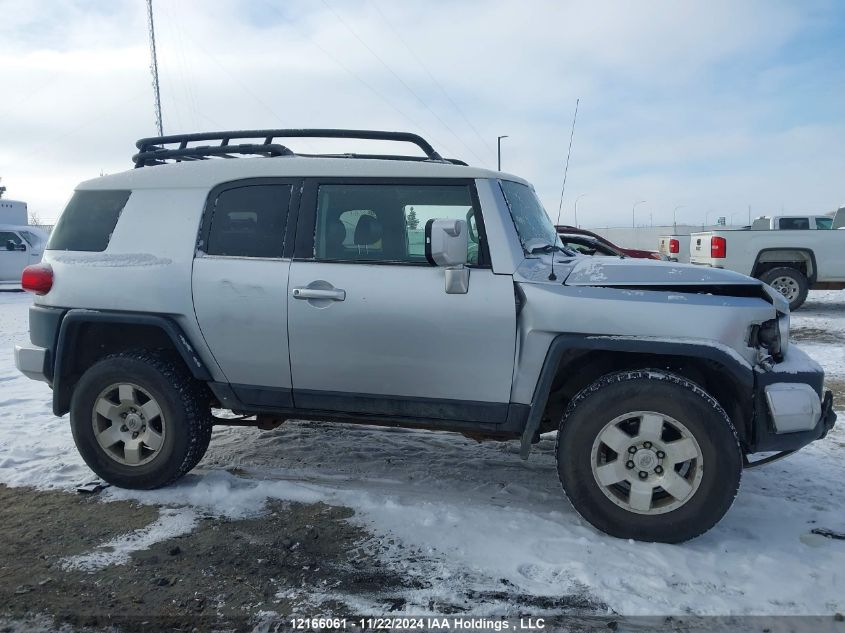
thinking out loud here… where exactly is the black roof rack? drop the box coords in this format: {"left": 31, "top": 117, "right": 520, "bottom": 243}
{"left": 132, "top": 129, "right": 465, "bottom": 168}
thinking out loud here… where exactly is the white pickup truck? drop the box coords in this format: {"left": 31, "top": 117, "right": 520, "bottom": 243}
{"left": 751, "top": 215, "right": 834, "bottom": 231}
{"left": 0, "top": 194, "right": 47, "bottom": 288}
{"left": 689, "top": 209, "right": 845, "bottom": 309}
{"left": 658, "top": 235, "right": 690, "bottom": 263}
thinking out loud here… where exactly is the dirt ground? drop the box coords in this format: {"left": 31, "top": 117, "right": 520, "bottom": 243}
{"left": 0, "top": 484, "right": 420, "bottom": 632}
{"left": 0, "top": 485, "right": 607, "bottom": 632}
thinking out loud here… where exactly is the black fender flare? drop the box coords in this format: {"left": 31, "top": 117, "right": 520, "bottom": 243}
{"left": 519, "top": 334, "right": 754, "bottom": 459}
{"left": 52, "top": 310, "right": 212, "bottom": 416}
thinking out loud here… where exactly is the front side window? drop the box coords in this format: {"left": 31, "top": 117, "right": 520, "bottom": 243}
{"left": 313, "top": 183, "right": 481, "bottom": 265}
{"left": 205, "top": 184, "right": 292, "bottom": 258}
{"left": 47, "top": 190, "right": 131, "bottom": 252}
{"left": 499, "top": 180, "right": 561, "bottom": 253}
{"left": 0, "top": 231, "right": 23, "bottom": 248}
{"left": 816, "top": 217, "right": 833, "bottom": 230}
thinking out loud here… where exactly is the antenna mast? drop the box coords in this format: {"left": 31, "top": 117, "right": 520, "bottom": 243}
{"left": 556, "top": 98, "right": 580, "bottom": 225}
{"left": 146, "top": 0, "right": 164, "bottom": 136}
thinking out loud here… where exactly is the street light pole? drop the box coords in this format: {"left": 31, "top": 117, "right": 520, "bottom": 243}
{"left": 574, "top": 194, "right": 587, "bottom": 228}
{"left": 632, "top": 200, "right": 646, "bottom": 228}
{"left": 672, "top": 204, "right": 685, "bottom": 232}
{"left": 497, "top": 135, "right": 508, "bottom": 171}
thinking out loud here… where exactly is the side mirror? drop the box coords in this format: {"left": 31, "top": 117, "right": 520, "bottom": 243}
{"left": 17, "top": 243, "right": 27, "bottom": 252}
{"left": 425, "top": 219, "right": 468, "bottom": 267}
{"left": 425, "top": 219, "right": 470, "bottom": 294}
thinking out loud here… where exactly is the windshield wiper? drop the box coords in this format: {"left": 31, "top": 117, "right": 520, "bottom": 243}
{"left": 529, "top": 243, "right": 577, "bottom": 257}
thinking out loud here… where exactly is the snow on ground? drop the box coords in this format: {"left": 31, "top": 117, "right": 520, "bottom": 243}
{"left": 60, "top": 507, "right": 198, "bottom": 572}
{"left": 1, "top": 289, "right": 845, "bottom": 616}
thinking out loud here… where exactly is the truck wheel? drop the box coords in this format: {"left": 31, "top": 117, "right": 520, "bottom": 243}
{"left": 70, "top": 350, "right": 213, "bottom": 490}
{"left": 759, "top": 267, "right": 808, "bottom": 310}
{"left": 556, "top": 370, "right": 741, "bottom": 543}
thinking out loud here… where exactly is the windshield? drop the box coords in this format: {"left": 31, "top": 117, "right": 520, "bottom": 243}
{"left": 499, "top": 180, "right": 562, "bottom": 254}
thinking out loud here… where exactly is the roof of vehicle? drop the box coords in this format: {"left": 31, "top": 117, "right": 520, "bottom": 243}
{"left": 79, "top": 156, "right": 528, "bottom": 192}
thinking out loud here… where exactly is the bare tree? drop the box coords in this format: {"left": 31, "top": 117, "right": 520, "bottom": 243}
{"left": 28, "top": 209, "right": 42, "bottom": 226}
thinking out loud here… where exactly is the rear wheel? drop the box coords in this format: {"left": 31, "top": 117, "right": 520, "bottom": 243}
{"left": 70, "top": 350, "right": 213, "bottom": 489}
{"left": 556, "top": 370, "right": 742, "bottom": 543}
{"left": 759, "top": 266, "right": 809, "bottom": 310}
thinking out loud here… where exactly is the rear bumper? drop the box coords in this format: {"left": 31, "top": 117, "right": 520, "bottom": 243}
{"left": 14, "top": 344, "right": 49, "bottom": 382}
{"left": 751, "top": 348, "right": 836, "bottom": 452}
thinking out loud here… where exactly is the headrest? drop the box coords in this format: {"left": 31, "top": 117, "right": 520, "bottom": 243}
{"left": 354, "top": 215, "right": 382, "bottom": 246}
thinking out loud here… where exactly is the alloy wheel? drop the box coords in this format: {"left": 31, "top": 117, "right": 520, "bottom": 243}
{"left": 590, "top": 411, "right": 704, "bottom": 515}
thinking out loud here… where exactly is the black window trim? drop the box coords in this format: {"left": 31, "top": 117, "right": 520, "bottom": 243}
{"left": 293, "top": 177, "right": 492, "bottom": 268}
{"left": 196, "top": 177, "right": 303, "bottom": 261}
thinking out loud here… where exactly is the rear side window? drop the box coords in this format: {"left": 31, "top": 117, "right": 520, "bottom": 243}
{"left": 47, "top": 190, "right": 131, "bottom": 252}
{"left": 205, "top": 184, "right": 292, "bottom": 258}
{"left": 778, "top": 217, "right": 810, "bottom": 230}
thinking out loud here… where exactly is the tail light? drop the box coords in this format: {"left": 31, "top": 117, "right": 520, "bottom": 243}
{"left": 21, "top": 264, "right": 53, "bottom": 295}
{"left": 711, "top": 236, "right": 727, "bottom": 259}
{"left": 669, "top": 239, "right": 680, "bottom": 254}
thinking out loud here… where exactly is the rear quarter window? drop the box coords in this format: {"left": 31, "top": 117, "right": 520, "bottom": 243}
{"left": 47, "top": 190, "right": 131, "bottom": 252}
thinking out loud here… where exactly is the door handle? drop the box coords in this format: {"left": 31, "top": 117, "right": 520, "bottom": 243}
{"left": 292, "top": 287, "right": 346, "bottom": 301}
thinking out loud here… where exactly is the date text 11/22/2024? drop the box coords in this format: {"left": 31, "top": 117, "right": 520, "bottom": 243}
{"left": 289, "top": 617, "right": 547, "bottom": 630}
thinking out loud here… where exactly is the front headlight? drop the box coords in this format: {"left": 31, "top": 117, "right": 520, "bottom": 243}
{"left": 756, "top": 315, "right": 787, "bottom": 361}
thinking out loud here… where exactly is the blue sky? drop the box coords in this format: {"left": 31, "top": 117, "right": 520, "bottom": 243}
{"left": 0, "top": 0, "right": 843, "bottom": 226}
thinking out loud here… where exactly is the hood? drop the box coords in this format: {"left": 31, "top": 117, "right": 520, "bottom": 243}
{"left": 513, "top": 254, "right": 788, "bottom": 313}
{"left": 563, "top": 257, "right": 759, "bottom": 287}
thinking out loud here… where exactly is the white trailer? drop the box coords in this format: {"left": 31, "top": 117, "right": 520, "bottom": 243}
{"left": 0, "top": 198, "right": 27, "bottom": 225}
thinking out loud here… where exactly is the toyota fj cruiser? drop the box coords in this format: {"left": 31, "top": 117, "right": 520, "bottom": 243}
{"left": 14, "top": 129, "right": 836, "bottom": 543}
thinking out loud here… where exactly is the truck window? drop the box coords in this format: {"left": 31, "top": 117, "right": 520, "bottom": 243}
{"left": 778, "top": 217, "right": 810, "bottom": 230}
{"left": 205, "top": 184, "right": 291, "bottom": 258}
{"left": 313, "top": 183, "right": 482, "bottom": 265}
{"left": 816, "top": 217, "right": 833, "bottom": 230}
{"left": 0, "top": 231, "right": 23, "bottom": 248}
{"left": 47, "top": 190, "right": 131, "bottom": 252}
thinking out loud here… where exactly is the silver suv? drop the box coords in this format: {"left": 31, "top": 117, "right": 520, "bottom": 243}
{"left": 13, "top": 129, "right": 836, "bottom": 543}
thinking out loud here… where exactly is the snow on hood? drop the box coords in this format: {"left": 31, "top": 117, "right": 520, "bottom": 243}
{"left": 564, "top": 257, "right": 759, "bottom": 287}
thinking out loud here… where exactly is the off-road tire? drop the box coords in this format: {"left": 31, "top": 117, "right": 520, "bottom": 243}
{"left": 556, "top": 370, "right": 742, "bottom": 543}
{"left": 70, "top": 350, "right": 213, "bottom": 489}
{"left": 759, "top": 266, "right": 809, "bottom": 310}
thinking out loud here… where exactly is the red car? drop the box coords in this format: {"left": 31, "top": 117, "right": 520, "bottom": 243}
{"left": 555, "top": 225, "right": 663, "bottom": 260}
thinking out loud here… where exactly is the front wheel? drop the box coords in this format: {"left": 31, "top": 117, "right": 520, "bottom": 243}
{"left": 556, "top": 370, "right": 742, "bottom": 543}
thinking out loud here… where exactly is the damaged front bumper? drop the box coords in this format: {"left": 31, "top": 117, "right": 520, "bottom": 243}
{"left": 751, "top": 347, "right": 836, "bottom": 453}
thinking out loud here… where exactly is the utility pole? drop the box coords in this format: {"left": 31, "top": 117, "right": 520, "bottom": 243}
{"left": 146, "top": 0, "right": 164, "bottom": 136}
{"left": 632, "top": 200, "right": 646, "bottom": 228}
{"left": 574, "top": 194, "right": 587, "bottom": 228}
{"left": 497, "top": 135, "right": 508, "bottom": 171}
{"left": 672, "top": 204, "right": 685, "bottom": 232}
